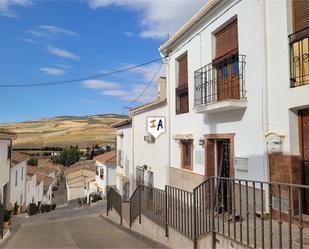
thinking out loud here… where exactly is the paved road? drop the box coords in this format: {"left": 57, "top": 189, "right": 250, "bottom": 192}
{"left": 1, "top": 205, "right": 153, "bottom": 249}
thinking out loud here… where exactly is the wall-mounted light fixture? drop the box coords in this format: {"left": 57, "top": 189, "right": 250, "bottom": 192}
{"left": 198, "top": 137, "right": 205, "bottom": 146}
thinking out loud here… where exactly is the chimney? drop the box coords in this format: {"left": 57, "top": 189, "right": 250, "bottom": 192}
{"left": 157, "top": 77, "right": 167, "bottom": 101}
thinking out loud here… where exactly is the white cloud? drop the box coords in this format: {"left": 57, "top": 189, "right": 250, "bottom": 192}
{"left": 101, "top": 84, "right": 157, "bottom": 103}
{"left": 88, "top": 0, "right": 206, "bottom": 39}
{"left": 26, "top": 25, "right": 77, "bottom": 40}
{"left": 47, "top": 46, "right": 80, "bottom": 60}
{"left": 0, "top": 0, "right": 33, "bottom": 17}
{"left": 40, "top": 67, "right": 65, "bottom": 76}
{"left": 82, "top": 79, "right": 120, "bottom": 90}
{"left": 38, "top": 25, "right": 77, "bottom": 37}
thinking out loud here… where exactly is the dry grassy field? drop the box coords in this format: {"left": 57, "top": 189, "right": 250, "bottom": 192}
{"left": 0, "top": 114, "right": 125, "bottom": 149}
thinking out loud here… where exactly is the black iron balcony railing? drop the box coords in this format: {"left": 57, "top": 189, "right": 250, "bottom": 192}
{"left": 289, "top": 26, "right": 309, "bottom": 88}
{"left": 194, "top": 54, "right": 246, "bottom": 107}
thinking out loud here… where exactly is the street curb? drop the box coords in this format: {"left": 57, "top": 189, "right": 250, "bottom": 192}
{"left": 99, "top": 213, "right": 170, "bottom": 249}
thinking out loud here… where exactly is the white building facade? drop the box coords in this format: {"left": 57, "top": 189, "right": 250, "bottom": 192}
{"left": 94, "top": 151, "right": 117, "bottom": 197}
{"left": 158, "top": 0, "right": 309, "bottom": 212}
{"left": 26, "top": 173, "right": 37, "bottom": 206}
{"left": 112, "top": 120, "right": 133, "bottom": 201}
{"left": 0, "top": 129, "right": 16, "bottom": 207}
{"left": 130, "top": 77, "right": 169, "bottom": 191}
{"left": 10, "top": 152, "right": 28, "bottom": 212}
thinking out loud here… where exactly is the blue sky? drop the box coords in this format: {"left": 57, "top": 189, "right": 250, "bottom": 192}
{"left": 0, "top": 0, "right": 205, "bottom": 123}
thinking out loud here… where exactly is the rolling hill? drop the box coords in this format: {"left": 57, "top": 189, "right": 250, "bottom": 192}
{"left": 0, "top": 114, "right": 126, "bottom": 149}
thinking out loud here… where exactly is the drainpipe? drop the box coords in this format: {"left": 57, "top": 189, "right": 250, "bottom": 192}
{"left": 261, "top": 0, "right": 270, "bottom": 213}
{"left": 165, "top": 55, "right": 171, "bottom": 186}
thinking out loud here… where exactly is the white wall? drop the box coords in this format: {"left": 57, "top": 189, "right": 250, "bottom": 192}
{"left": 26, "top": 174, "right": 36, "bottom": 205}
{"left": 35, "top": 181, "right": 44, "bottom": 204}
{"left": 10, "top": 161, "right": 27, "bottom": 208}
{"left": 0, "top": 140, "right": 10, "bottom": 204}
{"left": 95, "top": 161, "right": 106, "bottom": 196}
{"left": 132, "top": 104, "right": 169, "bottom": 190}
{"left": 265, "top": 0, "right": 309, "bottom": 156}
{"left": 95, "top": 161, "right": 117, "bottom": 197}
{"left": 166, "top": 0, "right": 268, "bottom": 182}
{"left": 116, "top": 123, "right": 133, "bottom": 195}
{"left": 43, "top": 185, "right": 52, "bottom": 205}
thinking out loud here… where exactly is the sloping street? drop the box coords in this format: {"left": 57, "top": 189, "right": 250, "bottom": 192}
{"left": 0, "top": 204, "right": 154, "bottom": 249}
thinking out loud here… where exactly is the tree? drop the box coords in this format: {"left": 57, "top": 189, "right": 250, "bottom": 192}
{"left": 105, "top": 145, "right": 112, "bottom": 152}
{"left": 27, "top": 157, "right": 38, "bottom": 166}
{"left": 56, "top": 146, "right": 80, "bottom": 167}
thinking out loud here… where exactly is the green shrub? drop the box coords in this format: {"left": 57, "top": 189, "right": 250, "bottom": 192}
{"left": 27, "top": 157, "right": 38, "bottom": 166}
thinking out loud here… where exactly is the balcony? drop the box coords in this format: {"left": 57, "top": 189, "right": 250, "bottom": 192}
{"left": 193, "top": 54, "right": 247, "bottom": 114}
{"left": 289, "top": 26, "right": 309, "bottom": 88}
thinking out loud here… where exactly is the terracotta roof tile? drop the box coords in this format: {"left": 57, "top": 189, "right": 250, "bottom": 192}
{"left": 64, "top": 160, "right": 96, "bottom": 177}
{"left": 94, "top": 151, "right": 116, "bottom": 164}
{"left": 11, "top": 152, "right": 29, "bottom": 167}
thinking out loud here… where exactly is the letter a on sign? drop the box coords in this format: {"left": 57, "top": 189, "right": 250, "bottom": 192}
{"left": 147, "top": 117, "right": 165, "bottom": 139}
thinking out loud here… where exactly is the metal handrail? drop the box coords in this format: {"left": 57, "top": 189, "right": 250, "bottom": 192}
{"left": 107, "top": 187, "right": 122, "bottom": 226}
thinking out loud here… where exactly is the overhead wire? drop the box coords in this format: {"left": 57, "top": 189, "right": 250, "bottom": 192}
{"left": 0, "top": 57, "right": 163, "bottom": 88}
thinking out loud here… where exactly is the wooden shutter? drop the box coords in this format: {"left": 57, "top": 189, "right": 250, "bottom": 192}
{"left": 215, "top": 20, "right": 238, "bottom": 60}
{"left": 293, "top": 0, "right": 309, "bottom": 32}
{"left": 178, "top": 54, "right": 188, "bottom": 86}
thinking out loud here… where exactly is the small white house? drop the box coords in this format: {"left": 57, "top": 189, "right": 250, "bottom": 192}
{"left": 112, "top": 119, "right": 132, "bottom": 201}
{"left": 64, "top": 161, "right": 96, "bottom": 201}
{"left": 129, "top": 77, "right": 169, "bottom": 192}
{"left": 94, "top": 151, "right": 117, "bottom": 197}
{"left": 43, "top": 176, "right": 53, "bottom": 205}
{"left": 25, "top": 169, "right": 37, "bottom": 206}
{"left": 10, "top": 152, "right": 28, "bottom": 212}
{"left": 0, "top": 129, "right": 16, "bottom": 207}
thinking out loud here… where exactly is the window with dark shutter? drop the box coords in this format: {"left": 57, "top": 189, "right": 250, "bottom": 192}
{"left": 214, "top": 19, "right": 240, "bottom": 101}
{"left": 215, "top": 19, "right": 238, "bottom": 61}
{"left": 293, "top": 0, "right": 309, "bottom": 32}
{"left": 176, "top": 53, "right": 189, "bottom": 115}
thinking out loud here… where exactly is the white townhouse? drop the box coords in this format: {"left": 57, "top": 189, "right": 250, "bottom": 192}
{"left": 64, "top": 161, "right": 96, "bottom": 201}
{"left": 0, "top": 129, "right": 16, "bottom": 207}
{"left": 10, "top": 152, "right": 28, "bottom": 212}
{"left": 27, "top": 166, "right": 44, "bottom": 205}
{"left": 94, "top": 151, "right": 117, "bottom": 197}
{"left": 129, "top": 77, "right": 169, "bottom": 192}
{"left": 26, "top": 167, "right": 37, "bottom": 206}
{"left": 113, "top": 77, "right": 169, "bottom": 199}
{"left": 112, "top": 119, "right": 132, "bottom": 201}
{"left": 43, "top": 176, "right": 53, "bottom": 205}
{"left": 159, "top": 0, "right": 309, "bottom": 208}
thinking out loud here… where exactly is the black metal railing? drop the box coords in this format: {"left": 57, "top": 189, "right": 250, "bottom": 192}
{"left": 289, "top": 26, "right": 309, "bottom": 87}
{"left": 107, "top": 187, "right": 122, "bottom": 226}
{"left": 166, "top": 185, "right": 194, "bottom": 240}
{"left": 194, "top": 54, "right": 246, "bottom": 107}
{"left": 128, "top": 176, "right": 309, "bottom": 249}
{"left": 141, "top": 185, "right": 165, "bottom": 228}
{"left": 0, "top": 203, "right": 3, "bottom": 239}
{"left": 175, "top": 85, "right": 189, "bottom": 115}
{"left": 130, "top": 185, "right": 141, "bottom": 228}
{"left": 194, "top": 177, "right": 309, "bottom": 249}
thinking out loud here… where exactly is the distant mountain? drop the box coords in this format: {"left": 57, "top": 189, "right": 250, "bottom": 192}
{"left": 0, "top": 114, "right": 127, "bottom": 149}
